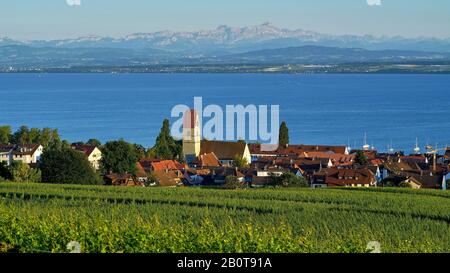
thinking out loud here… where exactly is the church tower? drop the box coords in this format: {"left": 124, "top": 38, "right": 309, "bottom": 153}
{"left": 182, "top": 109, "right": 201, "bottom": 162}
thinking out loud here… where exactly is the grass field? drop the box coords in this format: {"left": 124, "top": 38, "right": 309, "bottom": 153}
{"left": 1, "top": 182, "right": 450, "bottom": 253}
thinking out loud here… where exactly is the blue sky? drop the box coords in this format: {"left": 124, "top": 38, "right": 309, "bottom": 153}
{"left": 1, "top": 0, "right": 449, "bottom": 40}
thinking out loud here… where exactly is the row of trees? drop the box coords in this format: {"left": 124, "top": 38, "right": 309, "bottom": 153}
{"left": 224, "top": 172, "right": 309, "bottom": 190}
{"left": 0, "top": 161, "right": 41, "bottom": 183}
{"left": 0, "top": 125, "right": 60, "bottom": 146}
{"left": 0, "top": 120, "right": 182, "bottom": 185}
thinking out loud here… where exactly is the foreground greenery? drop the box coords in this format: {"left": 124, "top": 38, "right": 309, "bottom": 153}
{"left": 1, "top": 183, "right": 450, "bottom": 253}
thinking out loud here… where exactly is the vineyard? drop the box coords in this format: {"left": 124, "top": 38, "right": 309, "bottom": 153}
{"left": 1, "top": 182, "right": 450, "bottom": 253}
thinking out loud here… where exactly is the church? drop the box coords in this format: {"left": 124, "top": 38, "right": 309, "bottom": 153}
{"left": 182, "top": 109, "right": 251, "bottom": 165}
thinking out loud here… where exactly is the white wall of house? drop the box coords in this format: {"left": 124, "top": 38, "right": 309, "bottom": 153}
{"left": 87, "top": 147, "right": 102, "bottom": 170}
{"left": 0, "top": 151, "right": 12, "bottom": 166}
{"left": 256, "top": 170, "right": 284, "bottom": 177}
{"left": 242, "top": 145, "right": 252, "bottom": 165}
{"left": 10, "top": 145, "right": 43, "bottom": 165}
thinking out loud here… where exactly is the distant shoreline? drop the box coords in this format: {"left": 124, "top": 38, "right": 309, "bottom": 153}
{"left": 2, "top": 63, "right": 450, "bottom": 74}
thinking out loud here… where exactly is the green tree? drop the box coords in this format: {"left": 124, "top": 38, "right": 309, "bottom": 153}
{"left": 279, "top": 121, "right": 289, "bottom": 147}
{"left": 72, "top": 141, "right": 85, "bottom": 146}
{"left": 28, "top": 128, "right": 41, "bottom": 144}
{"left": 86, "top": 139, "right": 102, "bottom": 147}
{"left": 0, "top": 162, "right": 12, "bottom": 181}
{"left": 232, "top": 155, "right": 249, "bottom": 168}
{"left": 269, "top": 172, "right": 308, "bottom": 188}
{"left": 145, "top": 172, "right": 159, "bottom": 187}
{"left": 13, "top": 126, "right": 30, "bottom": 145}
{"left": 153, "top": 119, "right": 182, "bottom": 160}
{"left": 101, "top": 139, "right": 139, "bottom": 175}
{"left": 133, "top": 144, "right": 147, "bottom": 159}
{"left": 40, "top": 146, "right": 102, "bottom": 185}
{"left": 224, "top": 175, "right": 242, "bottom": 190}
{"left": 355, "top": 150, "right": 368, "bottom": 165}
{"left": 0, "top": 126, "right": 12, "bottom": 144}
{"left": 9, "top": 161, "right": 41, "bottom": 183}
{"left": 39, "top": 128, "right": 58, "bottom": 147}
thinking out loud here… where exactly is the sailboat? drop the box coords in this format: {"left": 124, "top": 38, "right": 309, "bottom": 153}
{"left": 413, "top": 138, "right": 421, "bottom": 154}
{"left": 388, "top": 140, "right": 394, "bottom": 154}
{"left": 363, "top": 133, "right": 370, "bottom": 151}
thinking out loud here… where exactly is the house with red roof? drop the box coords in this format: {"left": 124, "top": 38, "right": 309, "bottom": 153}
{"left": 312, "top": 167, "right": 376, "bottom": 188}
{"left": 191, "top": 152, "right": 222, "bottom": 168}
{"left": 248, "top": 143, "right": 349, "bottom": 160}
{"left": 151, "top": 160, "right": 184, "bottom": 172}
{"left": 71, "top": 144, "right": 102, "bottom": 170}
{"left": 0, "top": 144, "right": 43, "bottom": 166}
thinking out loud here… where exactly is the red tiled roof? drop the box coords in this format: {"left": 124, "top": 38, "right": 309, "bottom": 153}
{"left": 370, "top": 159, "right": 385, "bottom": 166}
{"left": 315, "top": 168, "right": 375, "bottom": 187}
{"left": 139, "top": 158, "right": 161, "bottom": 171}
{"left": 301, "top": 151, "right": 354, "bottom": 165}
{"left": 135, "top": 162, "right": 148, "bottom": 178}
{"left": 151, "top": 160, "right": 183, "bottom": 171}
{"left": 194, "top": 152, "right": 221, "bottom": 167}
{"left": 71, "top": 144, "right": 97, "bottom": 157}
{"left": 249, "top": 144, "right": 347, "bottom": 156}
{"left": 12, "top": 144, "right": 41, "bottom": 156}
{"left": 0, "top": 144, "right": 15, "bottom": 153}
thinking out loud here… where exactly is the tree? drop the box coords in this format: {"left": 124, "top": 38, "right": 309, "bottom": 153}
{"left": 101, "top": 139, "right": 139, "bottom": 175}
{"left": 40, "top": 146, "right": 102, "bottom": 185}
{"left": 355, "top": 151, "right": 368, "bottom": 165}
{"left": 0, "top": 162, "right": 12, "bottom": 181}
{"left": 13, "top": 126, "right": 30, "bottom": 145}
{"left": 86, "top": 139, "right": 102, "bottom": 147}
{"left": 269, "top": 172, "right": 309, "bottom": 188}
{"left": 39, "top": 128, "right": 61, "bottom": 147}
{"left": 8, "top": 126, "right": 61, "bottom": 147}
{"left": 133, "top": 144, "right": 147, "bottom": 159}
{"left": 145, "top": 172, "right": 159, "bottom": 187}
{"left": 153, "top": 119, "right": 182, "bottom": 160}
{"left": 281, "top": 173, "right": 309, "bottom": 188}
{"left": 232, "top": 155, "right": 249, "bottom": 168}
{"left": 279, "top": 121, "right": 289, "bottom": 147}
{"left": 0, "top": 126, "right": 12, "bottom": 144}
{"left": 72, "top": 141, "right": 85, "bottom": 146}
{"left": 224, "top": 175, "right": 242, "bottom": 190}
{"left": 9, "top": 161, "right": 41, "bottom": 183}
{"left": 28, "top": 128, "right": 41, "bottom": 144}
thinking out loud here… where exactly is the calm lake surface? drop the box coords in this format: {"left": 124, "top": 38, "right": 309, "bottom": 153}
{"left": 0, "top": 73, "right": 449, "bottom": 153}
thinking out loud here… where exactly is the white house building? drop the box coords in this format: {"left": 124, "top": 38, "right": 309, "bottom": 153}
{"left": 0, "top": 144, "right": 43, "bottom": 166}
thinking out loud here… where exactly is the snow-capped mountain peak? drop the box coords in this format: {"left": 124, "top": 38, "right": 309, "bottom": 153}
{"left": 1, "top": 23, "right": 450, "bottom": 53}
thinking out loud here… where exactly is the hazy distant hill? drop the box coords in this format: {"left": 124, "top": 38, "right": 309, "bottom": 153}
{"left": 223, "top": 46, "right": 450, "bottom": 64}
{"left": 0, "top": 45, "right": 177, "bottom": 68}
{"left": 2, "top": 24, "right": 450, "bottom": 69}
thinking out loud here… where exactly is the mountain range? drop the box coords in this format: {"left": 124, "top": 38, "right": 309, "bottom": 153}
{"left": 2, "top": 23, "right": 450, "bottom": 69}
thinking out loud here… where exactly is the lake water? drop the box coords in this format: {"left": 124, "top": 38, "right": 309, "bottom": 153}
{"left": 0, "top": 73, "right": 449, "bottom": 153}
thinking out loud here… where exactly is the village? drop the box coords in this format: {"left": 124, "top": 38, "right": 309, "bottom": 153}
{"left": 1, "top": 111, "right": 450, "bottom": 190}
